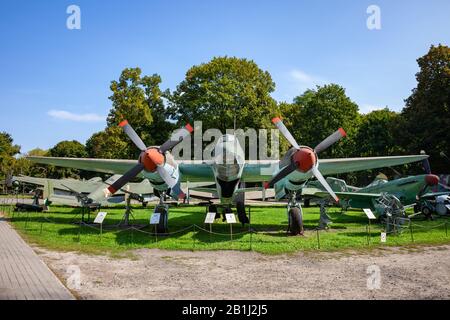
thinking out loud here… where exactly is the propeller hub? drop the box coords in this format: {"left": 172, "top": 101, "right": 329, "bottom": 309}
{"left": 140, "top": 148, "right": 165, "bottom": 172}
{"left": 425, "top": 174, "right": 439, "bottom": 186}
{"left": 293, "top": 147, "right": 317, "bottom": 173}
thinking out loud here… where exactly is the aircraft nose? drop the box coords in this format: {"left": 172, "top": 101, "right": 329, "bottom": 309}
{"left": 425, "top": 174, "right": 439, "bottom": 186}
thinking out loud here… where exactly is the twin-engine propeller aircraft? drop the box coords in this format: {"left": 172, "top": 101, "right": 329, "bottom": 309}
{"left": 28, "top": 118, "right": 429, "bottom": 234}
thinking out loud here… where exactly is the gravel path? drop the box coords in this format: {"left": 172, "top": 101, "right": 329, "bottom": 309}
{"left": 35, "top": 245, "right": 450, "bottom": 300}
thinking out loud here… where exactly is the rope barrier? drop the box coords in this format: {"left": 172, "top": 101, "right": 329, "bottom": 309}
{"left": 2, "top": 200, "right": 449, "bottom": 250}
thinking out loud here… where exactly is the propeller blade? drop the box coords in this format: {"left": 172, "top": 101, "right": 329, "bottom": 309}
{"left": 272, "top": 118, "right": 300, "bottom": 150}
{"left": 119, "top": 120, "right": 147, "bottom": 151}
{"left": 265, "top": 162, "right": 297, "bottom": 189}
{"left": 311, "top": 166, "right": 339, "bottom": 203}
{"left": 160, "top": 124, "right": 194, "bottom": 153}
{"left": 169, "top": 182, "right": 186, "bottom": 201}
{"left": 156, "top": 164, "right": 178, "bottom": 188}
{"left": 106, "top": 163, "right": 145, "bottom": 195}
{"left": 314, "top": 128, "right": 346, "bottom": 154}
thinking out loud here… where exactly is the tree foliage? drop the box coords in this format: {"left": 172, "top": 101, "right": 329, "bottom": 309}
{"left": 167, "top": 56, "right": 281, "bottom": 131}
{"left": 47, "top": 140, "right": 87, "bottom": 178}
{"left": 90, "top": 67, "right": 175, "bottom": 159}
{"left": 400, "top": 44, "right": 450, "bottom": 173}
{"left": 86, "top": 127, "right": 130, "bottom": 159}
{"left": 354, "top": 108, "right": 403, "bottom": 157}
{"left": 0, "top": 132, "right": 20, "bottom": 181}
{"left": 285, "top": 84, "right": 361, "bottom": 158}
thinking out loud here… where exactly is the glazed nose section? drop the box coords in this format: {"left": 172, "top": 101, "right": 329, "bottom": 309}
{"left": 425, "top": 174, "right": 439, "bottom": 186}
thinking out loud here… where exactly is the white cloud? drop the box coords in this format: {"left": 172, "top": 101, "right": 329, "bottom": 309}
{"left": 272, "top": 69, "right": 327, "bottom": 102}
{"left": 48, "top": 110, "right": 105, "bottom": 122}
{"left": 359, "top": 104, "right": 386, "bottom": 114}
{"left": 289, "top": 69, "right": 326, "bottom": 88}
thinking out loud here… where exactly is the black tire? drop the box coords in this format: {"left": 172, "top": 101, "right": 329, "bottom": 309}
{"left": 289, "top": 207, "right": 303, "bottom": 235}
{"left": 422, "top": 207, "right": 432, "bottom": 220}
{"left": 303, "top": 199, "right": 310, "bottom": 208}
{"left": 155, "top": 206, "right": 168, "bottom": 234}
{"left": 224, "top": 207, "right": 232, "bottom": 222}
{"left": 208, "top": 205, "right": 219, "bottom": 219}
{"left": 236, "top": 202, "right": 249, "bottom": 224}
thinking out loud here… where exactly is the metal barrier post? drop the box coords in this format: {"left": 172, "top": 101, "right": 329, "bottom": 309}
{"left": 409, "top": 223, "right": 414, "bottom": 242}
{"left": 316, "top": 229, "right": 320, "bottom": 250}
{"left": 445, "top": 222, "right": 448, "bottom": 237}
{"left": 193, "top": 225, "right": 196, "bottom": 250}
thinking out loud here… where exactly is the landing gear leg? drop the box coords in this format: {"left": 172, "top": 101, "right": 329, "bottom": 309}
{"left": 208, "top": 205, "right": 219, "bottom": 220}
{"left": 154, "top": 193, "right": 169, "bottom": 234}
{"left": 318, "top": 199, "right": 332, "bottom": 229}
{"left": 287, "top": 192, "right": 304, "bottom": 236}
{"left": 236, "top": 201, "right": 249, "bottom": 225}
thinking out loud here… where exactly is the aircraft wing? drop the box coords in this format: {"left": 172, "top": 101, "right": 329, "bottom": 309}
{"left": 27, "top": 157, "right": 137, "bottom": 175}
{"left": 318, "top": 155, "right": 427, "bottom": 176}
{"left": 28, "top": 154, "right": 427, "bottom": 184}
{"left": 420, "top": 191, "right": 450, "bottom": 199}
{"left": 315, "top": 191, "right": 382, "bottom": 200}
{"left": 14, "top": 175, "right": 49, "bottom": 186}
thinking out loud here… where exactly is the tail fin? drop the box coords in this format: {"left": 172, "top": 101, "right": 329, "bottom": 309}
{"left": 420, "top": 150, "right": 431, "bottom": 174}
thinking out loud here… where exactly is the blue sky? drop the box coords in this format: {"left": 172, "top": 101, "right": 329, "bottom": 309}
{"left": 0, "top": 0, "right": 449, "bottom": 153}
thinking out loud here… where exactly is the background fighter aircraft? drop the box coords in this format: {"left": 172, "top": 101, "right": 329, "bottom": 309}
{"left": 305, "top": 173, "right": 440, "bottom": 221}
{"left": 12, "top": 175, "right": 155, "bottom": 207}
{"left": 28, "top": 118, "right": 429, "bottom": 234}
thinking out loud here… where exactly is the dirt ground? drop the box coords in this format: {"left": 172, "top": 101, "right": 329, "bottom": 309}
{"left": 33, "top": 244, "right": 450, "bottom": 300}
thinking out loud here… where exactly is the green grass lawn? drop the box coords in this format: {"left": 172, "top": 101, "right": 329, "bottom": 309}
{"left": 2, "top": 203, "right": 450, "bottom": 255}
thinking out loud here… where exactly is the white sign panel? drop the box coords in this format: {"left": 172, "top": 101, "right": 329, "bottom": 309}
{"left": 204, "top": 212, "right": 216, "bottom": 224}
{"left": 94, "top": 212, "right": 107, "bottom": 224}
{"left": 150, "top": 212, "right": 161, "bottom": 225}
{"left": 225, "top": 213, "right": 237, "bottom": 224}
{"left": 445, "top": 205, "right": 450, "bottom": 212}
{"left": 380, "top": 232, "right": 387, "bottom": 243}
{"left": 363, "top": 208, "right": 377, "bottom": 220}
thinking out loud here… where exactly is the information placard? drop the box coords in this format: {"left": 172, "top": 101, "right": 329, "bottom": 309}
{"left": 225, "top": 213, "right": 237, "bottom": 224}
{"left": 363, "top": 208, "right": 377, "bottom": 220}
{"left": 150, "top": 212, "right": 161, "bottom": 225}
{"left": 380, "top": 232, "right": 387, "bottom": 243}
{"left": 94, "top": 212, "right": 107, "bottom": 224}
{"left": 204, "top": 212, "right": 216, "bottom": 224}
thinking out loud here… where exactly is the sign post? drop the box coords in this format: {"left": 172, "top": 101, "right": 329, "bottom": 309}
{"left": 363, "top": 208, "right": 377, "bottom": 245}
{"left": 150, "top": 212, "right": 161, "bottom": 242}
{"left": 204, "top": 212, "right": 216, "bottom": 241}
{"left": 94, "top": 212, "right": 108, "bottom": 241}
{"left": 225, "top": 213, "right": 237, "bottom": 241}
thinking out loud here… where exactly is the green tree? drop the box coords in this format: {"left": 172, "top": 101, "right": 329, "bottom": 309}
{"left": 106, "top": 68, "right": 174, "bottom": 158}
{"left": 167, "top": 56, "right": 281, "bottom": 131}
{"left": 400, "top": 44, "right": 450, "bottom": 173}
{"left": 0, "top": 132, "right": 20, "bottom": 185}
{"left": 13, "top": 148, "right": 49, "bottom": 178}
{"left": 287, "top": 84, "right": 361, "bottom": 158}
{"left": 86, "top": 127, "right": 130, "bottom": 159}
{"left": 47, "top": 140, "right": 87, "bottom": 178}
{"left": 354, "top": 108, "right": 404, "bottom": 157}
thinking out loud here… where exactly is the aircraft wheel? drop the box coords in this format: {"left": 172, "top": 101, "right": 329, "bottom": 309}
{"left": 236, "top": 201, "right": 249, "bottom": 225}
{"left": 288, "top": 207, "right": 304, "bottom": 236}
{"left": 208, "top": 205, "right": 219, "bottom": 220}
{"left": 422, "top": 207, "right": 433, "bottom": 220}
{"left": 155, "top": 206, "right": 169, "bottom": 234}
{"left": 223, "top": 207, "right": 232, "bottom": 222}
{"left": 303, "top": 199, "right": 310, "bottom": 208}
